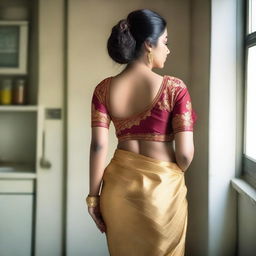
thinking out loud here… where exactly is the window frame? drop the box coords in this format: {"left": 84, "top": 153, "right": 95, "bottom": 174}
{"left": 242, "top": 0, "right": 256, "bottom": 187}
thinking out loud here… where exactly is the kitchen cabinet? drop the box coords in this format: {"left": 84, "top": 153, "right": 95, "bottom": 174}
{"left": 0, "top": 0, "right": 65, "bottom": 255}
{"left": 0, "top": 106, "right": 39, "bottom": 173}
{"left": 0, "top": 179, "right": 34, "bottom": 256}
{"left": 0, "top": 106, "right": 42, "bottom": 256}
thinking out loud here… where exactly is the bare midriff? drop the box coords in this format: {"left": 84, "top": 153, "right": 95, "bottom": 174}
{"left": 117, "top": 140, "right": 177, "bottom": 163}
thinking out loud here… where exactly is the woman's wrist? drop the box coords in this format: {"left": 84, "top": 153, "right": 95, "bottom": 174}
{"left": 86, "top": 194, "right": 100, "bottom": 207}
{"left": 88, "top": 193, "right": 100, "bottom": 196}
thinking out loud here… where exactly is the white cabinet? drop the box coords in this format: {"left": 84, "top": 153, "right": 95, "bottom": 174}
{"left": 0, "top": 106, "right": 38, "bottom": 172}
{"left": 0, "top": 179, "right": 34, "bottom": 256}
{"left": 0, "top": 0, "right": 65, "bottom": 254}
{"left": 0, "top": 106, "right": 43, "bottom": 256}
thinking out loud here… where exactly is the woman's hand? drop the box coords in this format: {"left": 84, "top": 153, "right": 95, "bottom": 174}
{"left": 88, "top": 204, "right": 106, "bottom": 233}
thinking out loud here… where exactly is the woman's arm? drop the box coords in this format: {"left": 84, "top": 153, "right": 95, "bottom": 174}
{"left": 174, "top": 131, "right": 194, "bottom": 172}
{"left": 89, "top": 127, "right": 109, "bottom": 196}
{"left": 170, "top": 80, "right": 197, "bottom": 172}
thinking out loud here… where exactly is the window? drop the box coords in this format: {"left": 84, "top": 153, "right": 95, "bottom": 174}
{"left": 243, "top": 0, "right": 256, "bottom": 186}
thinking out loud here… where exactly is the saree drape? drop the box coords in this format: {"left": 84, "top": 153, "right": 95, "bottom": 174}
{"left": 100, "top": 149, "right": 188, "bottom": 256}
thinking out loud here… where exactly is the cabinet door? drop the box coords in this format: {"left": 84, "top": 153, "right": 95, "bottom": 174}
{"left": 0, "top": 194, "right": 33, "bottom": 256}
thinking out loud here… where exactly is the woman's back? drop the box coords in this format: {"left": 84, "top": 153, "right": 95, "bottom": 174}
{"left": 88, "top": 9, "right": 197, "bottom": 255}
{"left": 108, "top": 71, "right": 177, "bottom": 162}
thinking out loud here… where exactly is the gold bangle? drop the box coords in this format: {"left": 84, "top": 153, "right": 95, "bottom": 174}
{"left": 86, "top": 195, "right": 100, "bottom": 207}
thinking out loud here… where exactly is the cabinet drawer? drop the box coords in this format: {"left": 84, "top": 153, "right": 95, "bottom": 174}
{"left": 0, "top": 179, "right": 34, "bottom": 193}
{"left": 0, "top": 194, "right": 33, "bottom": 256}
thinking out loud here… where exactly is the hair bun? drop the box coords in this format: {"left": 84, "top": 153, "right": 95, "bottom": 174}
{"left": 107, "top": 9, "right": 166, "bottom": 65}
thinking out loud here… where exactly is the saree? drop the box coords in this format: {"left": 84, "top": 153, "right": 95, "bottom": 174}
{"left": 100, "top": 149, "right": 188, "bottom": 256}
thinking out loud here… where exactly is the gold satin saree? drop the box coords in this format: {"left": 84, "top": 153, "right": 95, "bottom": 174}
{"left": 100, "top": 149, "right": 188, "bottom": 256}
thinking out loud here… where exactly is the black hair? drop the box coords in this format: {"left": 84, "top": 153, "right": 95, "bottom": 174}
{"left": 107, "top": 9, "right": 167, "bottom": 64}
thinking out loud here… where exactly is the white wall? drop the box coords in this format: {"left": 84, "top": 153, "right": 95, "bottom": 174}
{"left": 185, "top": 0, "right": 210, "bottom": 255}
{"left": 36, "top": 0, "right": 65, "bottom": 255}
{"left": 208, "top": 0, "right": 237, "bottom": 255}
{"left": 238, "top": 195, "right": 256, "bottom": 256}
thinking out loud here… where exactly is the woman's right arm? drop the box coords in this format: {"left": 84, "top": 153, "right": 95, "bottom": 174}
{"left": 174, "top": 131, "right": 194, "bottom": 172}
{"left": 170, "top": 79, "right": 197, "bottom": 172}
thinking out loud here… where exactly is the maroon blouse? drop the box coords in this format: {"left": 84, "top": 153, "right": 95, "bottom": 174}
{"left": 91, "top": 75, "right": 197, "bottom": 142}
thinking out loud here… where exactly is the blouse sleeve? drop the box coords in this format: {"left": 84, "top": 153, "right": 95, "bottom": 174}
{"left": 91, "top": 79, "right": 111, "bottom": 129}
{"left": 171, "top": 82, "right": 197, "bottom": 134}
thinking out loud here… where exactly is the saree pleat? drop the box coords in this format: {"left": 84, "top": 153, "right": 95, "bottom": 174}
{"left": 100, "top": 149, "right": 188, "bottom": 256}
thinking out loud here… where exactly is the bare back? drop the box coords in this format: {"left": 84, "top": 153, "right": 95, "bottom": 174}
{"left": 108, "top": 72, "right": 176, "bottom": 163}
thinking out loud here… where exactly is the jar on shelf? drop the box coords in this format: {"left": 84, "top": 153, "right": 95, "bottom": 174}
{"left": 0, "top": 79, "right": 13, "bottom": 105}
{"left": 13, "top": 78, "right": 26, "bottom": 105}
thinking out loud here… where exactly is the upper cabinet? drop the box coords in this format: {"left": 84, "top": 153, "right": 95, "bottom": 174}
{"left": 0, "top": 0, "right": 38, "bottom": 106}
{"left": 0, "top": 0, "right": 41, "bottom": 175}
{"left": 0, "top": 21, "right": 29, "bottom": 75}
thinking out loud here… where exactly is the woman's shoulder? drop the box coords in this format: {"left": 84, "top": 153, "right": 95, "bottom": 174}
{"left": 94, "top": 76, "right": 112, "bottom": 88}
{"left": 165, "top": 75, "right": 186, "bottom": 87}
{"left": 93, "top": 76, "right": 113, "bottom": 96}
{"left": 165, "top": 75, "right": 187, "bottom": 94}
{"left": 92, "top": 76, "right": 112, "bottom": 102}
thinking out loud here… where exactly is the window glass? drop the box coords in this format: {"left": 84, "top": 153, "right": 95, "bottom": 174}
{"left": 0, "top": 26, "right": 19, "bottom": 68}
{"left": 245, "top": 46, "right": 256, "bottom": 161}
{"left": 249, "top": 0, "right": 256, "bottom": 33}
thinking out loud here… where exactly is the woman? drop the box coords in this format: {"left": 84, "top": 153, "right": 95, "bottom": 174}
{"left": 87, "top": 8, "right": 197, "bottom": 256}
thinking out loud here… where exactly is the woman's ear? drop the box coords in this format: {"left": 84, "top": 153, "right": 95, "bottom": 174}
{"left": 144, "top": 40, "right": 153, "bottom": 52}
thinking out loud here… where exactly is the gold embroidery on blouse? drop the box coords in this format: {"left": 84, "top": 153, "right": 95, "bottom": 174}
{"left": 158, "top": 79, "right": 172, "bottom": 111}
{"left": 114, "top": 109, "right": 152, "bottom": 134}
{"left": 172, "top": 100, "right": 193, "bottom": 131}
{"left": 170, "top": 77, "right": 187, "bottom": 89}
{"left": 186, "top": 101, "right": 192, "bottom": 110}
{"left": 157, "top": 77, "right": 186, "bottom": 112}
{"left": 118, "top": 132, "right": 174, "bottom": 142}
{"left": 91, "top": 103, "right": 111, "bottom": 126}
{"left": 157, "top": 87, "right": 172, "bottom": 111}
{"left": 94, "top": 79, "right": 107, "bottom": 103}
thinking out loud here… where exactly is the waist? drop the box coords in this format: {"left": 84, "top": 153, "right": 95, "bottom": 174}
{"left": 111, "top": 148, "right": 182, "bottom": 173}
{"left": 117, "top": 140, "right": 176, "bottom": 163}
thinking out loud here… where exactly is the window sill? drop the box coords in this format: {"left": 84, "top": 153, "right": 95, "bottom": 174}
{"left": 231, "top": 178, "right": 256, "bottom": 205}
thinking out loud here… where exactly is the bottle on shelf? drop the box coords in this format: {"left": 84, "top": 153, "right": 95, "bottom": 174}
{"left": 13, "top": 78, "right": 26, "bottom": 105}
{"left": 0, "top": 78, "right": 12, "bottom": 105}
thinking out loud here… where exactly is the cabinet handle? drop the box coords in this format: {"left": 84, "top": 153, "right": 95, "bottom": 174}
{"left": 40, "top": 130, "right": 52, "bottom": 169}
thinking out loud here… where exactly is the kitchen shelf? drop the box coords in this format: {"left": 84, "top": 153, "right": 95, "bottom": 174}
{"left": 0, "top": 105, "right": 39, "bottom": 111}
{"left": 0, "top": 110, "right": 38, "bottom": 173}
{"left": 0, "top": 172, "right": 36, "bottom": 179}
{"left": 0, "top": 163, "right": 34, "bottom": 170}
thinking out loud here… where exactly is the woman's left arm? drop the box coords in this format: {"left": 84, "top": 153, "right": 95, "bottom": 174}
{"left": 88, "top": 126, "right": 108, "bottom": 233}
{"left": 88, "top": 78, "right": 111, "bottom": 233}
{"left": 89, "top": 126, "right": 109, "bottom": 196}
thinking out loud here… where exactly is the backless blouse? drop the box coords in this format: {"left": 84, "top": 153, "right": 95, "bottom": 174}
{"left": 91, "top": 75, "right": 197, "bottom": 142}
